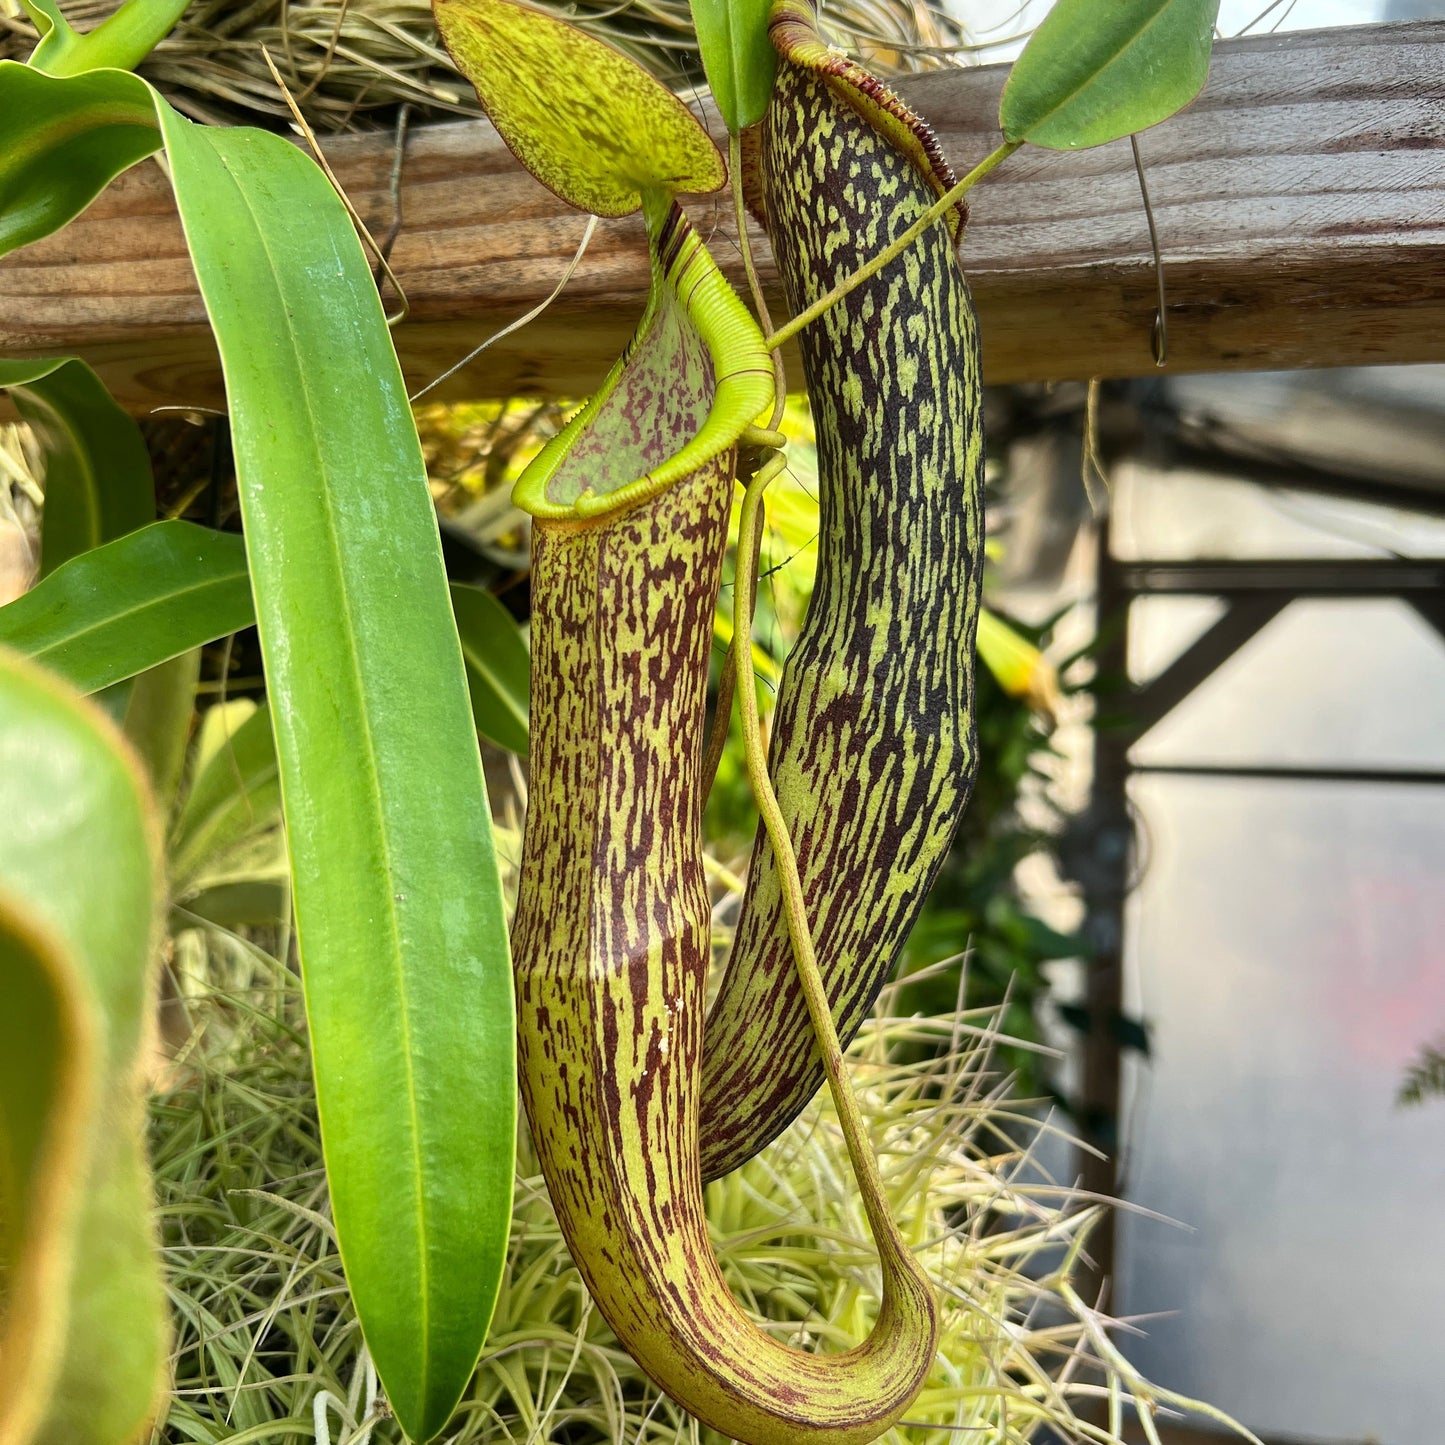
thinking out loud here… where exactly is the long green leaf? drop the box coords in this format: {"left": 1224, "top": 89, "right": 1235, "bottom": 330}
{"left": 0, "top": 520, "right": 252, "bottom": 694}
{"left": 0, "top": 357, "right": 155, "bottom": 575}
{"left": 689, "top": 0, "right": 775, "bottom": 133}
{"left": 0, "top": 896, "right": 94, "bottom": 1445}
{"left": 157, "top": 108, "right": 514, "bottom": 1441}
{"left": 1000, "top": 0, "right": 1219, "bottom": 151}
{"left": 0, "top": 648, "right": 167, "bottom": 1445}
{"left": 3, "top": 74, "right": 521, "bottom": 1426}
{"left": 450, "top": 582, "right": 529, "bottom": 758}
{"left": 0, "top": 61, "right": 158, "bottom": 258}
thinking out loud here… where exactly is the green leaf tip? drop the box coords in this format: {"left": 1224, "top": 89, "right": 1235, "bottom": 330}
{"left": 691, "top": 0, "right": 775, "bottom": 133}
{"left": 513, "top": 193, "right": 772, "bottom": 521}
{"left": 0, "top": 61, "right": 159, "bottom": 259}
{"left": 433, "top": 0, "right": 725, "bottom": 215}
{"left": 1000, "top": 0, "right": 1220, "bottom": 151}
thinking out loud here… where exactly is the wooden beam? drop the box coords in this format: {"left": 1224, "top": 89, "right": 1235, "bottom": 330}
{"left": 5, "top": 21, "right": 1445, "bottom": 412}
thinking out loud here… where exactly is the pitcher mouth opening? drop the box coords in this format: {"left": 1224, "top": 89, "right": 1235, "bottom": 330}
{"left": 512, "top": 191, "right": 774, "bottom": 523}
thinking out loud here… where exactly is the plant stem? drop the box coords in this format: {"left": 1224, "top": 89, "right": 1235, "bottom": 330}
{"left": 702, "top": 134, "right": 793, "bottom": 799}
{"left": 729, "top": 131, "right": 789, "bottom": 431}
{"left": 730, "top": 451, "right": 914, "bottom": 1256}
{"left": 766, "top": 139, "right": 1021, "bottom": 352}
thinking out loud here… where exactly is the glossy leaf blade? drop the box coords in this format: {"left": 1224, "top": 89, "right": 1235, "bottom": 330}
{"left": 690, "top": 0, "right": 775, "bottom": 132}
{"left": 157, "top": 109, "right": 514, "bottom": 1441}
{"left": 0, "top": 520, "right": 252, "bottom": 694}
{"left": 434, "top": 0, "right": 724, "bottom": 215}
{"left": 0, "top": 897, "right": 94, "bottom": 1445}
{"left": 450, "top": 583, "right": 529, "bottom": 757}
{"left": 1000, "top": 0, "right": 1219, "bottom": 151}
{"left": 0, "top": 61, "right": 158, "bottom": 258}
{"left": 0, "top": 649, "right": 167, "bottom": 1445}
{"left": 0, "top": 358, "right": 155, "bottom": 576}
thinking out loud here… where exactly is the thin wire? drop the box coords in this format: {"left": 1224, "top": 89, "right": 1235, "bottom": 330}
{"left": 1237, "top": 0, "right": 1291, "bottom": 34}
{"left": 408, "top": 214, "right": 600, "bottom": 403}
{"left": 1130, "top": 134, "right": 1168, "bottom": 369}
{"left": 377, "top": 100, "right": 413, "bottom": 264}
{"left": 1082, "top": 379, "right": 1108, "bottom": 515}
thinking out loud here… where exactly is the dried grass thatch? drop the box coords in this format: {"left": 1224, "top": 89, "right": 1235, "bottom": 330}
{"left": 0, "top": 0, "right": 970, "bottom": 130}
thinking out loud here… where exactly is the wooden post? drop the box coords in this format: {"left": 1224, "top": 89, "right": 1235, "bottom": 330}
{"left": 5, "top": 22, "right": 1445, "bottom": 411}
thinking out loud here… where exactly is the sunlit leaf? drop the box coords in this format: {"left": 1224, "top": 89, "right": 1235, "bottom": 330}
{"left": 976, "top": 608, "right": 1061, "bottom": 717}
{"left": 1000, "top": 0, "right": 1219, "bottom": 151}
{"left": 434, "top": 0, "right": 724, "bottom": 215}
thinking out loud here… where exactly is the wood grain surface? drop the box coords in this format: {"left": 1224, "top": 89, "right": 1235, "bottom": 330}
{"left": 4, "top": 20, "right": 1445, "bottom": 411}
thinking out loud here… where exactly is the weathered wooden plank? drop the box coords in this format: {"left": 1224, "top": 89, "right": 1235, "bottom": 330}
{"left": 4, "top": 20, "right": 1445, "bottom": 411}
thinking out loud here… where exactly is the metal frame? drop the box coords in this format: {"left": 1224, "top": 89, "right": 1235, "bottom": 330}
{"left": 1075, "top": 527, "right": 1445, "bottom": 1300}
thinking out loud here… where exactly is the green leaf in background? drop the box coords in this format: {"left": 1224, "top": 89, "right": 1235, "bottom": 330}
{"left": 0, "top": 517, "right": 530, "bottom": 754}
{"left": 168, "top": 698, "right": 281, "bottom": 890}
{"left": 999, "top": 0, "right": 1220, "bottom": 151}
{"left": 0, "top": 898, "right": 94, "bottom": 1445}
{"left": 0, "top": 648, "right": 167, "bottom": 1445}
{"left": 976, "top": 606, "right": 1061, "bottom": 716}
{"left": 434, "top": 0, "right": 725, "bottom": 215}
{"left": 120, "top": 646, "right": 201, "bottom": 808}
{"left": 0, "top": 61, "right": 158, "bottom": 258}
{"left": 0, "top": 520, "right": 252, "bottom": 695}
{"left": 451, "top": 582, "right": 529, "bottom": 758}
{"left": 157, "top": 109, "right": 515, "bottom": 1441}
{"left": 0, "top": 357, "right": 155, "bottom": 576}
{"left": 690, "top": 0, "right": 775, "bottom": 133}
{"left": 175, "top": 878, "right": 290, "bottom": 930}
{"left": 25, "top": 0, "right": 193, "bottom": 77}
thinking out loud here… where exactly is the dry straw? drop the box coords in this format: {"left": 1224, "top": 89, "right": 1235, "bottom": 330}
{"left": 149, "top": 805, "right": 1261, "bottom": 1445}
{"left": 0, "top": 0, "right": 969, "bottom": 129}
